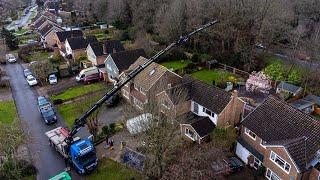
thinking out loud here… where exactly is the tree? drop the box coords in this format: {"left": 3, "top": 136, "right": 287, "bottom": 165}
{"left": 1, "top": 27, "right": 19, "bottom": 50}
{"left": 29, "top": 60, "right": 54, "bottom": 85}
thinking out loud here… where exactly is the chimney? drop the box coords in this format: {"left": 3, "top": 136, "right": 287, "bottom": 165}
{"left": 232, "top": 90, "right": 238, "bottom": 98}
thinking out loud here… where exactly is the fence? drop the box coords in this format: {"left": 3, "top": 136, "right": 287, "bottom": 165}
{"left": 217, "top": 63, "right": 250, "bottom": 78}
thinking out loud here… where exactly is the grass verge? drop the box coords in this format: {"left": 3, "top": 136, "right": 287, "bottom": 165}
{"left": 191, "top": 69, "right": 235, "bottom": 85}
{"left": 0, "top": 100, "right": 18, "bottom": 124}
{"left": 51, "top": 83, "right": 106, "bottom": 102}
{"left": 161, "top": 60, "right": 191, "bottom": 71}
{"left": 87, "top": 158, "right": 142, "bottom": 180}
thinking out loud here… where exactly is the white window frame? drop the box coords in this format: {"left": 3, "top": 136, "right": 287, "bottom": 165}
{"left": 133, "top": 97, "right": 143, "bottom": 110}
{"left": 185, "top": 128, "right": 195, "bottom": 141}
{"left": 266, "top": 168, "right": 281, "bottom": 180}
{"left": 122, "top": 89, "right": 129, "bottom": 99}
{"left": 203, "top": 107, "right": 213, "bottom": 117}
{"left": 260, "top": 139, "right": 267, "bottom": 149}
{"left": 245, "top": 128, "right": 256, "bottom": 140}
{"left": 253, "top": 157, "right": 262, "bottom": 170}
{"left": 270, "top": 151, "right": 291, "bottom": 174}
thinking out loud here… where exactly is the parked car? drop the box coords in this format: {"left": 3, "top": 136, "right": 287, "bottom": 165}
{"left": 48, "top": 74, "right": 58, "bottom": 85}
{"left": 211, "top": 156, "right": 244, "bottom": 176}
{"left": 105, "top": 94, "right": 120, "bottom": 107}
{"left": 23, "top": 69, "right": 32, "bottom": 77}
{"left": 255, "top": 43, "right": 266, "bottom": 50}
{"left": 6, "top": 54, "right": 17, "bottom": 63}
{"left": 37, "top": 96, "right": 57, "bottom": 124}
{"left": 26, "top": 75, "right": 38, "bottom": 86}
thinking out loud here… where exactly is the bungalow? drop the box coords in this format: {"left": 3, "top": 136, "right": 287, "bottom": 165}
{"left": 65, "top": 36, "right": 98, "bottom": 59}
{"left": 235, "top": 96, "right": 320, "bottom": 180}
{"left": 54, "top": 30, "right": 83, "bottom": 56}
{"left": 276, "top": 81, "right": 303, "bottom": 97}
{"left": 105, "top": 49, "right": 146, "bottom": 82}
{"left": 86, "top": 40, "right": 125, "bottom": 67}
{"left": 156, "top": 75, "right": 245, "bottom": 144}
{"left": 121, "top": 57, "right": 182, "bottom": 110}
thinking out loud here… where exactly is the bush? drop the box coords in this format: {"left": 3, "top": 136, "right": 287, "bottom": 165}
{"left": 50, "top": 52, "right": 64, "bottom": 63}
{"left": 104, "top": 29, "right": 109, "bottom": 34}
{"left": 0, "top": 159, "right": 37, "bottom": 179}
{"left": 53, "top": 99, "right": 63, "bottom": 105}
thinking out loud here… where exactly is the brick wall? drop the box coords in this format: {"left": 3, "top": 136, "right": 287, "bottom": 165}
{"left": 217, "top": 92, "right": 245, "bottom": 127}
{"left": 240, "top": 127, "right": 301, "bottom": 180}
{"left": 308, "top": 167, "right": 320, "bottom": 180}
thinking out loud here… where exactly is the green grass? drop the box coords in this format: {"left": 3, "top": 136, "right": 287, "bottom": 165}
{"left": 87, "top": 158, "right": 142, "bottom": 180}
{"left": 26, "top": 51, "right": 51, "bottom": 62}
{"left": 51, "top": 83, "right": 106, "bottom": 102}
{"left": 0, "top": 101, "right": 18, "bottom": 124}
{"left": 191, "top": 69, "right": 236, "bottom": 85}
{"left": 161, "top": 60, "right": 191, "bottom": 71}
{"left": 14, "top": 28, "right": 29, "bottom": 35}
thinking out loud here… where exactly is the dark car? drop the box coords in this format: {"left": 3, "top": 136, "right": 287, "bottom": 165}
{"left": 40, "top": 105, "right": 57, "bottom": 124}
{"left": 105, "top": 95, "right": 120, "bottom": 107}
{"left": 212, "top": 156, "right": 244, "bottom": 176}
{"left": 227, "top": 156, "right": 244, "bottom": 173}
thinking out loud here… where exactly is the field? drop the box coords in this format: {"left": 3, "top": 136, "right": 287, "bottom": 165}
{"left": 0, "top": 100, "right": 18, "bottom": 123}
{"left": 87, "top": 158, "right": 142, "bottom": 180}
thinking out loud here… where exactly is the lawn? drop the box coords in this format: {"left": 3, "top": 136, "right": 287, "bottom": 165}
{"left": 51, "top": 83, "right": 106, "bottom": 102}
{"left": 161, "top": 60, "right": 191, "bottom": 71}
{"left": 26, "top": 51, "right": 51, "bottom": 62}
{"left": 14, "top": 28, "right": 30, "bottom": 36}
{"left": 87, "top": 158, "right": 142, "bottom": 180}
{"left": 191, "top": 69, "right": 235, "bottom": 85}
{"left": 0, "top": 100, "right": 18, "bottom": 124}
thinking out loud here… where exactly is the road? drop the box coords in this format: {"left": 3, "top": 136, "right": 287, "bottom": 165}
{"left": 5, "top": 62, "right": 84, "bottom": 179}
{"left": 6, "top": 0, "right": 37, "bottom": 31}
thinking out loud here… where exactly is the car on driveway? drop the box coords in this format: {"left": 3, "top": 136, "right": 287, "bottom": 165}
{"left": 6, "top": 54, "right": 17, "bottom": 63}
{"left": 23, "top": 69, "right": 32, "bottom": 77}
{"left": 211, "top": 156, "right": 244, "bottom": 176}
{"left": 26, "top": 75, "right": 38, "bottom": 86}
{"left": 48, "top": 74, "right": 58, "bottom": 85}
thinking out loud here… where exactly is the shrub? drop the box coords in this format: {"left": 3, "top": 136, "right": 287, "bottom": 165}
{"left": 53, "top": 99, "right": 63, "bottom": 105}
{"left": 0, "top": 159, "right": 37, "bottom": 179}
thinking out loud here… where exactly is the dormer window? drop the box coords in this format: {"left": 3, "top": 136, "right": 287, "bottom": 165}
{"left": 149, "top": 69, "right": 155, "bottom": 76}
{"left": 245, "top": 128, "right": 256, "bottom": 140}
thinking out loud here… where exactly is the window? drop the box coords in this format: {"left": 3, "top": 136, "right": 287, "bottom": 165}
{"left": 261, "top": 139, "right": 267, "bottom": 148}
{"left": 185, "top": 128, "right": 195, "bottom": 141}
{"left": 122, "top": 89, "right": 129, "bottom": 99}
{"left": 266, "top": 168, "right": 281, "bottom": 180}
{"left": 253, "top": 157, "right": 261, "bottom": 170}
{"left": 193, "top": 102, "right": 199, "bottom": 114}
{"left": 133, "top": 98, "right": 144, "bottom": 109}
{"left": 149, "top": 69, "right": 155, "bottom": 76}
{"left": 245, "top": 128, "right": 256, "bottom": 140}
{"left": 270, "top": 151, "right": 291, "bottom": 173}
{"left": 203, "top": 107, "right": 213, "bottom": 117}
{"left": 162, "top": 100, "right": 170, "bottom": 109}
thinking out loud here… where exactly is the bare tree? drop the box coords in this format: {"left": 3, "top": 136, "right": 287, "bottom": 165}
{"left": 30, "top": 60, "right": 54, "bottom": 86}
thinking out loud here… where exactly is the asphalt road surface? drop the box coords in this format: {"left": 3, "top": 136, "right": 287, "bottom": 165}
{"left": 5, "top": 62, "right": 84, "bottom": 179}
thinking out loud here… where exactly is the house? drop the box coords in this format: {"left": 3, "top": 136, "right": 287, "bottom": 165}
{"left": 156, "top": 75, "right": 245, "bottom": 144}
{"left": 308, "top": 163, "right": 320, "bottom": 180}
{"left": 38, "top": 23, "right": 63, "bottom": 47}
{"left": 86, "top": 40, "right": 125, "bottom": 67}
{"left": 54, "top": 30, "right": 83, "bottom": 56}
{"left": 65, "top": 36, "right": 98, "bottom": 59}
{"left": 105, "top": 49, "right": 146, "bottom": 82}
{"left": 235, "top": 96, "right": 320, "bottom": 180}
{"left": 276, "top": 82, "right": 303, "bottom": 97}
{"left": 121, "top": 57, "right": 182, "bottom": 110}
{"left": 304, "top": 95, "right": 320, "bottom": 115}
{"left": 31, "top": 11, "right": 58, "bottom": 29}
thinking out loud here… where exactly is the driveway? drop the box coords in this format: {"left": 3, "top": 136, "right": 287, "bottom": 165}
{"left": 5, "top": 62, "right": 84, "bottom": 179}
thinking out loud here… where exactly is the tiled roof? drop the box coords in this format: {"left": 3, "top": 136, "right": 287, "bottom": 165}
{"left": 303, "top": 95, "right": 320, "bottom": 106}
{"left": 127, "top": 57, "right": 180, "bottom": 91}
{"left": 104, "top": 40, "right": 125, "bottom": 54}
{"left": 190, "top": 116, "right": 215, "bottom": 137}
{"left": 242, "top": 96, "right": 320, "bottom": 171}
{"left": 67, "top": 36, "right": 98, "bottom": 50}
{"left": 39, "top": 23, "right": 54, "bottom": 37}
{"left": 34, "top": 17, "right": 47, "bottom": 29}
{"left": 277, "top": 81, "right": 302, "bottom": 94}
{"left": 291, "top": 99, "right": 315, "bottom": 110}
{"left": 56, "top": 30, "right": 84, "bottom": 42}
{"left": 110, "top": 49, "right": 146, "bottom": 72}
{"left": 181, "top": 75, "right": 232, "bottom": 114}
{"left": 89, "top": 42, "right": 104, "bottom": 57}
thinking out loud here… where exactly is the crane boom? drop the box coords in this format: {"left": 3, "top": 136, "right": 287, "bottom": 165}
{"left": 65, "top": 19, "right": 219, "bottom": 145}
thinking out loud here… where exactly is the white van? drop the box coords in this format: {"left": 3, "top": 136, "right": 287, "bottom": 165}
{"left": 76, "top": 67, "right": 100, "bottom": 82}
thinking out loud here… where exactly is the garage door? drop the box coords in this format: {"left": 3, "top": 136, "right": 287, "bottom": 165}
{"left": 236, "top": 142, "right": 250, "bottom": 164}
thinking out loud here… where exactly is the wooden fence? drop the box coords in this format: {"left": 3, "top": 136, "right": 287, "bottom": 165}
{"left": 217, "top": 63, "right": 251, "bottom": 78}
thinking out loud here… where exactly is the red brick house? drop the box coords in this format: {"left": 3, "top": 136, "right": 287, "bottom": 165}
{"left": 156, "top": 75, "right": 245, "bottom": 144}
{"left": 54, "top": 30, "right": 84, "bottom": 57}
{"left": 236, "top": 96, "right": 320, "bottom": 180}
{"left": 121, "top": 57, "right": 182, "bottom": 110}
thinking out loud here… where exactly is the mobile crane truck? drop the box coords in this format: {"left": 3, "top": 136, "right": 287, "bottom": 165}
{"left": 46, "top": 19, "right": 219, "bottom": 175}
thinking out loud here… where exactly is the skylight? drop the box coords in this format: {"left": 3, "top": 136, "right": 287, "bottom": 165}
{"left": 149, "top": 69, "right": 155, "bottom": 76}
